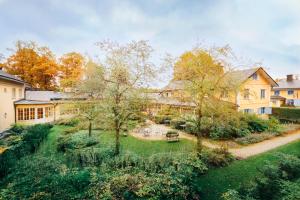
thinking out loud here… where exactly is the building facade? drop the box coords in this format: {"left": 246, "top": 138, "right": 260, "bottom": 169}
{"left": 153, "top": 67, "right": 277, "bottom": 118}
{"left": 271, "top": 74, "right": 300, "bottom": 107}
{"left": 0, "top": 70, "right": 26, "bottom": 132}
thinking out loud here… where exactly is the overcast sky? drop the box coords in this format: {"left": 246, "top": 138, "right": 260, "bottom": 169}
{"left": 0, "top": 0, "right": 299, "bottom": 85}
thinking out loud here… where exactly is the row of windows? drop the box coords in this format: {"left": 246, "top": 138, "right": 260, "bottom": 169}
{"left": 243, "top": 107, "right": 269, "bottom": 114}
{"left": 1, "top": 87, "right": 23, "bottom": 99}
{"left": 274, "top": 90, "right": 294, "bottom": 96}
{"left": 243, "top": 89, "right": 266, "bottom": 100}
{"left": 17, "top": 107, "right": 53, "bottom": 121}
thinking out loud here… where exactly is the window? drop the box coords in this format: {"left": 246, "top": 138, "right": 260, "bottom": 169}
{"left": 37, "top": 108, "right": 43, "bottom": 119}
{"left": 288, "top": 90, "right": 294, "bottom": 95}
{"left": 260, "top": 107, "right": 266, "bottom": 114}
{"left": 18, "top": 88, "right": 22, "bottom": 98}
{"left": 12, "top": 88, "right": 16, "bottom": 99}
{"left": 252, "top": 73, "right": 258, "bottom": 80}
{"left": 45, "top": 107, "right": 53, "bottom": 118}
{"left": 30, "top": 108, "right": 35, "bottom": 120}
{"left": 260, "top": 89, "right": 266, "bottom": 99}
{"left": 4, "top": 88, "right": 7, "bottom": 93}
{"left": 221, "top": 90, "right": 229, "bottom": 98}
{"left": 286, "top": 99, "right": 294, "bottom": 106}
{"left": 244, "top": 89, "right": 250, "bottom": 99}
{"left": 244, "top": 109, "right": 253, "bottom": 114}
{"left": 24, "top": 108, "right": 30, "bottom": 120}
{"left": 17, "top": 108, "right": 24, "bottom": 120}
{"left": 274, "top": 90, "right": 280, "bottom": 96}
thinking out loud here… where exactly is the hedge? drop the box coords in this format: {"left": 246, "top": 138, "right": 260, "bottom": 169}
{"left": 0, "top": 123, "right": 53, "bottom": 178}
{"left": 272, "top": 107, "right": 300, "bottom": 123}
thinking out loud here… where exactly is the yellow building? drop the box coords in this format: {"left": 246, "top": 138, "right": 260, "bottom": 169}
{"left": 154, "top": 67, "right": 278, "bottom": 117}
{"left": 271, "top": 74, "right": 300, "bottom": 107}
{"left": 0, "top": 70, "right": 26, "bottom": 132}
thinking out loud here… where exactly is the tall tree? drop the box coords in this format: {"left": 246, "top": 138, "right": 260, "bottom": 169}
{"left": 3, "top": 41, "right": 59, "bottom": 90}
{"left": 75, "top": 58, "right": 105, "bottom": 136}
{"left": 59, "top": 52, "right": 85, "bottom": 89}
{"left": 174, "top": 45, "right": 240, "bottom": 154}
{"left": 97, "top": 40, "right": 157, "bottom": 155}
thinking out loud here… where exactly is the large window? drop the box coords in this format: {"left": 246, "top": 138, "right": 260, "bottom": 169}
{"left": 24, "top": 108, "right": 30, "bottom": 120}
{"left": 30, "top": 108, "right": 35, "bottom": 120}
{"left": 37, "top": 108, "right": 43, "bottom": 119}
{"left": 260, "top": 89, "right": 266, "bottom": 99}
{"left": 45, "top": 107, "right": 53, "bottom": 118}
{"left": 17, "top": 108, "right": 24, "bottom": 120}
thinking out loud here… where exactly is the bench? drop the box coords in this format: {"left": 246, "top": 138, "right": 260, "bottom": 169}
{"left": 166, "top": 131, "right": 179, "bottom": 142}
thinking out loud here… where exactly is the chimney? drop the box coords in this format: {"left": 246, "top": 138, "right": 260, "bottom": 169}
{"left": 287, "top": 74, "right": 294, "bottom": 82}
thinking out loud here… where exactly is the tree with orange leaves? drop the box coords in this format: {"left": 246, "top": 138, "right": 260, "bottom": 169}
{"left": 3, "top": 41, "right": 59, "bottom": 90}
{"left": 59, "top": 52, "right": 85, "bottom": 89}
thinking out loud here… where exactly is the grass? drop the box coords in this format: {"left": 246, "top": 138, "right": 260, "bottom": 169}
{"left": 197, "top": 139, "right": 300, "bottom": 200}
{"left": 74, "top": 129, "right": 196, "bottom": 156}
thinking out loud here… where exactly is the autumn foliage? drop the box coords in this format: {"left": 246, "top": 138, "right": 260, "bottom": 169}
{"left": 2, "top": 41, "right": 85, "bottom": 90}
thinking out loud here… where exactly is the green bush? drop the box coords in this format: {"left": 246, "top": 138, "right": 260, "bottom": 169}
{"left": 9, "top": 124, "right": 26, "bottom": 135}
{"left": 57, "top": 132, "right": 99, "bottom": 153}
{"left": 55, "top": 118, "right": 80, "bottom": 127}
{"left": 0, "top": 124, "right": 53, "bottom": 178}
{"left": 185, "top": 121, "right": 198, "bottom": 135}
{"left": 154, "top": 115, "right": 172, "bottom": 124}
{"left": 170, "top": 119, "right": 186, "bottom": 129}
{"left": 225, "top": 153, "right": 300, "bottom": 200}
{"left": 201, "top": 147, "right": 235, "bottom": 167}
{"left": 272, "top": 107, "right": 300, "bottom": 123}
{"left": 235, "top": 133, "right": 274, "bottom": 145}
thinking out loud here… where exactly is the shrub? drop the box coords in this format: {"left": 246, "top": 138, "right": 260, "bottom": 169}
{"left": 0, "top": 124, "right": 53, "bottom": 178}
{"left": 170, "top": 119, "right": 186, "bottom": 129}
{"left": 55, "top": 118, "right": 80, "bottom": 127}
{"left": 154, "top": 115, "right": 172, "bottom": 124}
{"left": 235, "top": 133, "right": 274, "bottom": 145}
{"left": 201, "top": 147, "right": 235, "bottom": 167}
{"left": 185, "top": 121, "right": 198, "bottom": 135}
{"left": 245, "top": 115, "right": 268, "bottom": 133}
{"left": 9, "top": 124, "right": 26, "bottom": 135}
{"left": 272, "top": 107, "right": 300, "bottom": 123}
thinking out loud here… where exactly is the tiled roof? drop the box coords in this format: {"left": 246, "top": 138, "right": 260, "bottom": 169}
{"left": 14, "top": 99, "right": 53, "bottom": 105}
{"left": 161, "top": 67, "right": 278, "bottom": 91}
{"left": 0, "top": 70, "right": 24, "bottom": 83}
{"left": 273, "top": 79, "right": 300, "bottom": 89}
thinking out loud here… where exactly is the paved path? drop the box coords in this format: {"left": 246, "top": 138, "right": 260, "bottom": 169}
{"left": 130, "top": 121, "right": 300, "bottom": 159}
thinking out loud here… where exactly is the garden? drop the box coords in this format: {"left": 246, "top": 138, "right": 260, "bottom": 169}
{"left": 153, "top": 106, "right": 300, "bottom": 146}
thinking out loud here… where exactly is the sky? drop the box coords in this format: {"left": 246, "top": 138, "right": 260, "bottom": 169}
{"left": 0, "top": 0, "right": 300, "bottom": 86}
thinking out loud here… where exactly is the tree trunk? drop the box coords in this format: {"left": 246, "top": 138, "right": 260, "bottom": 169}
{"left": 196, "top": 134, "right": 203, "bottom": 155}
{"left": 88, "top": 120, "right": 92, "bottom": 137}
{"left": 196, "top": 107, "right": 203, "bottom": 155}
{"left": 115, "top": 127, "right": 120, "bottom": 155}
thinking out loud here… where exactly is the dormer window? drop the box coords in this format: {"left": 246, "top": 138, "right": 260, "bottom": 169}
{"left": 252, "top": 73, "right": 258, "bottom": 80}
{"left": 274, "top": 90, "right": 280, "bottom": 96}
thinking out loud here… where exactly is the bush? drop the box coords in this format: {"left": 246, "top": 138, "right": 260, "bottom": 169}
{"left": 154, "top": 115, "right": 172, "bottom": 124}
{"left": 185, "top": 121, "right": 198, "bottom": 135}
{"left": 235, "top": 133, "right": 274, "bottom": 145}
{"left": 55, "top": 118, "right": 80, "bottom": 127}
{"left": 9, "top": 124, "right": 26, "bottom": 135}
{"left": 57, "top": 132, "right": 99, "bottom": 153}
{"left": 0, "top": 124, "right": 53, "bottom": 178}
{"left": 272, "top": 107, "right": 300, "bottom": 123}
{"left": 170, "top": 119, "right": 186, "bottom": 129}
{"left": 244, "top": 115, "right": 268, "bottom": 133}
{"left": 201, "top": 147, "right": 235, "bottom": 167}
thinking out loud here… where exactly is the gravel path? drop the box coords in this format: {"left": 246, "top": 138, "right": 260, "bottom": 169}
{"left": 130, "top": 121, "right": 300, "bottom": 159}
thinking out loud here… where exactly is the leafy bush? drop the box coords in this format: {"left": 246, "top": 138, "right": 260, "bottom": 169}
{"left": 9, "top": 124, "right": 26, "bottom": 135}
{"left": 170, "top": 118, "right": 186, "bottom": 129}
{"left": 243, "top": 114, "right": 268, "bottom": 133}
{"left": 55, "top": 118, "right": 80, "bottom": 127}
{"left": 0, "top": 124, "right": 53, "bottom": 178}
{"left": 57, "top": 132, "right": 99, "bottom": 153}
{"left": 154, "top": 115, "right": 172, "bottom": 124}
{"left": 272, "top": 107, "right": 300, "bottom": 123}
{"left": 235, "top": 133, "right": 274, "bottom": 145}
{"left": 201, "top": 147, "right": 235, "bottom": 167}
{"left": 223, "top": 153, "right": 300, "bottom": 200}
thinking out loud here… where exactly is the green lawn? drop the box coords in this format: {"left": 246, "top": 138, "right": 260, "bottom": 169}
{"left": 39, "top": 125, "right": 196, "bottom": 157}
{"left": 197, "top": 139, "right": 300, "bottom": 200}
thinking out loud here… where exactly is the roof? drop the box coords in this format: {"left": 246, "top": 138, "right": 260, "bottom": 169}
{"left": 0, "top": 70, "right": 25, "bottom": 84}
{"left": 161, "top": 67, "right": 278, "bottom": 91}
{"left": 14, "top": 99, "right": 53, "bottom": 105}
{"left": 25, "top": 91, "right": 79, "bottom": 101}
{"left": 273, "top": 79, "right": 300, "bottom": 90}
{"left": 270, "top": 95, "right": 286, "bottom": 100}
